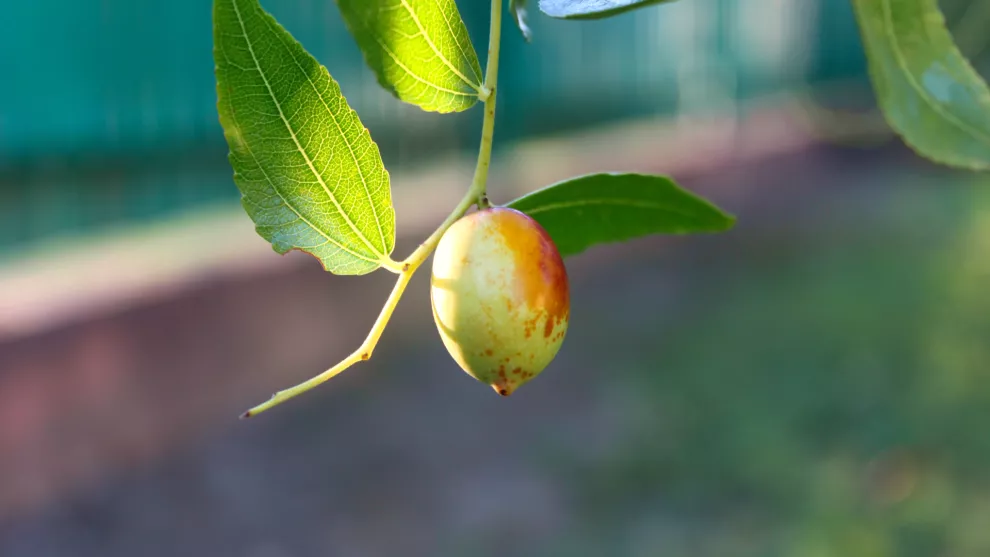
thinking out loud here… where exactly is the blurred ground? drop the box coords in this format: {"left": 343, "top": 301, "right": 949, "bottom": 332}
{"left": 2, "top": 119, "right": 989, "bottom": 556}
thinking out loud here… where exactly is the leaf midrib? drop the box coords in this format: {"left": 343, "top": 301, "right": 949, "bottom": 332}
{"left": 398, "top": 0, "right": 482, "bottom": 92}
{"left": 260, "top": 9, "right": 389, "bottom": 255}
{"left": 879, "top": 0, "right": 990, "bottom": 146}
{"left": 221, "top": 77, "right": 379, "bottom": 265}
{"left": 520, "top": 198, "right": 727, "bottom": 225}
{"left": 232, "top": 0, "right": 388, "bottom": 260}
{"left": 370, "top": 33, "right": 479, "bottom": 98}
{"left": 432, "top": 0, "right": 482, "bottom": 85}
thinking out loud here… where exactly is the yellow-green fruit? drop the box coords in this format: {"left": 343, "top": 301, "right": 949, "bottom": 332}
{"left": 431, "top": 207, "right": 570, "bottom": 396}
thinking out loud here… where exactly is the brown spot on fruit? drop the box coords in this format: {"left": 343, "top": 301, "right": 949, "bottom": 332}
{"left": 492, "top": 210, "right": 567, "bottom": 315}
{"left": 492, "top": 381, "right": 513, "bottom": 396}
{"left": 430, "top": 207, "right": 569, "bottom": 397}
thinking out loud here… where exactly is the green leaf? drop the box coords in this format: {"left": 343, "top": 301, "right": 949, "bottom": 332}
{"left": 852, "top": 0, "right": 990, "bottom": 170}
{"left": 539, "top": 0, "right": 676, "bottom": 19}
{"left": 506, "top": 173, "right": 735, "bottom": 258}
{"left": 511, "top": 0, "right": 533, "bottom": 42}
{"left": 214, "top": 0, "right": 396, "bottom": 275}
{"left": 336, "top": 0, "right": 484, "bottom": 113}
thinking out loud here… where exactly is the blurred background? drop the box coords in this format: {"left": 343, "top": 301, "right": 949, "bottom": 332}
{"left": 2, "top": 0, "right": 990, "bottom": 555}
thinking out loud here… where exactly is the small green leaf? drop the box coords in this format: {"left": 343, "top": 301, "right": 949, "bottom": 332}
{"left": 511, "top": 0, "right": 533, "bottom": 42}
{"left": 507, "top": 173, "right": 734, "bottom": 258}
{"left": 852, "top": 0, "right": 990, "bottom": 170}
{"left": 539, "top": 0, "right": 676, "bottom": 19}
{"left": 214, "top": 0, "right": 396, "bottom": 275}
{"left": 336, "top": 0, "right": 484, "bottom": 113}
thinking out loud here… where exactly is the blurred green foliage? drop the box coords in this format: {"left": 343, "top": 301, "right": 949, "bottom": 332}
{"left": 510, "top": 174, "right": 990, "bottom": 557}
{"left": 853, "top": 0, "right": 990, "bottom": 170}
{"left": 558, "top": 178, "right": 990, "bottom": 557}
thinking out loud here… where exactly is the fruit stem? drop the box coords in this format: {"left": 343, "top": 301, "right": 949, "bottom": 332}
{"left": 400, "top": 0, "right": 502, "bottom": 265}
{"left": 471, "top": 0, "right": 502, "bottom": 209}
{"left": 240, "top": 0, "right": 505, "bottom": 419}
{"left": 241, "top": 270, "right": 413, "bottom": 418}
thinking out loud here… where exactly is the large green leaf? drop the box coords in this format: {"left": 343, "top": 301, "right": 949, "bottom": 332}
{"left": 337, "top": 0, "right": 483, "bottom": 113}
{"left": 539, "top": 0, "right": 676, "bottom": 19}
{"left": 852, "top": 0, "right": 990, "bottom": 170}
{"left": 506, "top": 173, "right": 734, "bottom": 258}
{"left": 214, "top": 0, "right": 395, "bottom": 275}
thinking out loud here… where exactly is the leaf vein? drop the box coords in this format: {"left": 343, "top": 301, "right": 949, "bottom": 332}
{"left": 433, "top": 0, "right": 482, "bottom": 86}
{"left": 236, "top": 0, "right": 388, "bottom": 259}
{"left": 879, "top": 0, "right": 990, "bottom": 145}
{"left": 398, "top": 0, "right": 482, "bottom": 93}
{"left": 521, "top": 198, "right": 711, "bottom": 221}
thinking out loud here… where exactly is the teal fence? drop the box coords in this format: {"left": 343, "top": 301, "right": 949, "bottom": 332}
{"left": 0, "top": 0, "right": 867, "bottom": 254}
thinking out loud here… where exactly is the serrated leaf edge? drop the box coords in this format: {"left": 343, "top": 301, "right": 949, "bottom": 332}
{"left": 339, "top": 0, "right": 483, "bottom": 111}
{"left": 228, "top": 0, "right": 391, "bottom": 262}
{"left": 398, "top": 0, "right": 482, "bottom": 91}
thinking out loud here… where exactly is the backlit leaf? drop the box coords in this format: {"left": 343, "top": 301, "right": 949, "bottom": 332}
{"left": 852, "top": 0, "right": 990, "bottom": 170}
{"left": 507, "top": 173, "right": 734, "bottom": 258}
{"left": 214, "top": 0, "right": 396, "bottom": 275}
{"left": 337, "top": 0, "right": 484, "bottom": 113}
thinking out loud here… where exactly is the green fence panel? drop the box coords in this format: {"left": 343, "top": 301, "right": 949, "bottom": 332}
{"left": 0, "top": 0, "right": 867, "bottom": 255}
